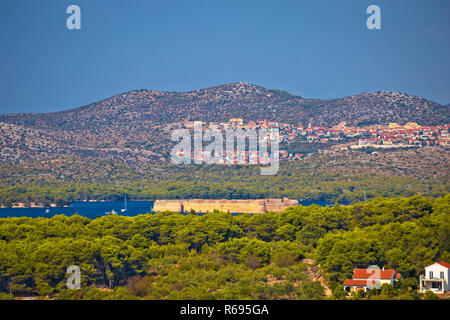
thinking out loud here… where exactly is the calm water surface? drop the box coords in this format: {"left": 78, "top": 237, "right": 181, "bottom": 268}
{"left": 0, "top": 201, "right": 154, "bottom": 219}
{"left": 0, "top": 199, "right": 332, "bottom": 219}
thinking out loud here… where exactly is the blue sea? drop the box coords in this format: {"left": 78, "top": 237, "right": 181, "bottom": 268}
{"left": 0, "top": 199, "right": 332, "bottom": 219}
{"left": 0, "top": 201, "right": 155, "bottom": 219}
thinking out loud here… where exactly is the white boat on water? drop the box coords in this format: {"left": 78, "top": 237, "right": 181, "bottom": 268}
{"left": 105, "top": 209, "right": 117, "bottom": 215}
{"left": 121, "top": 196, "right": 127, "bottom": 212}
{"left": 45, "top": 208, "right": 50, "bottom": 214}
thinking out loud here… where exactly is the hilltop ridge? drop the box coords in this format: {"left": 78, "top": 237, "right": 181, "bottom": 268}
{"left": 1, "top": 83, "right": 447, "bottom": 127}
{"left": 0, "top": 83, "right": 448, "bottom": 163}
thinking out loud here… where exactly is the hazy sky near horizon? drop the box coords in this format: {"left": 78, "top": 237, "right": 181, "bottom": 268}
{"left": 1, "top": 0, "right": 449, "bottom": 113}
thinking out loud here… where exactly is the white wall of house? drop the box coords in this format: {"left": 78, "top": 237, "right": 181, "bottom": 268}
{"left": 352, "top": 278, "right": 394, "bottom": 285}
{"left": 382, "top": 278, "right": 394, "bottom": 286}
{"left": 423, "top": 263, "right": 449, "bottom": 292}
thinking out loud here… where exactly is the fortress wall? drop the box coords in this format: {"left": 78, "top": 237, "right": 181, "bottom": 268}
{"left": 153, "top": 199, "right": 298, "bottom": 214}
{"left": 152, "top": 200, "right": 183, "bottom": 213}
{"left": 181, "top": 199, "right": 266, "bottom": 214}
{"left": 264, "top": 199, "right": 299, "bottom": 212}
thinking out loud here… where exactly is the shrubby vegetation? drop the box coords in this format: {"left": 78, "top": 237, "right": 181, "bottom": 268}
{"left": 1, "top": 148, "right": 448, "bottom": 208}
{"left": 0, "top": 163, "right": 447, "bottom": 207}
{"left": 0, "top": 194, "right": 448, "bottom": 300}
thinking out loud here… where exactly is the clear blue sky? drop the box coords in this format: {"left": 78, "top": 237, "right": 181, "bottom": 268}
{"left": 1, "top": 0, "right": 449, "bottom": 113}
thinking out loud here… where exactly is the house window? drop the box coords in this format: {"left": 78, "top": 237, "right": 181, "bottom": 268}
{"left": 440, "top": 272, "right": 444, "bottom": 279}
{"left": 429, "top": 271, "right": 433, "bottom": 279}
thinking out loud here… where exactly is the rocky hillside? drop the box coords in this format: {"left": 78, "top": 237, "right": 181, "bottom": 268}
{"left": 1, "top": 83, "right": 448, "bottom": 128}
{"left": 0, "top": 83, "right": 448, "bottom": 163}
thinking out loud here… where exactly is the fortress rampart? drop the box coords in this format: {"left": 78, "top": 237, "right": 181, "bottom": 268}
{"left": 153, "top": 199, "right": 298, "bottom": 214}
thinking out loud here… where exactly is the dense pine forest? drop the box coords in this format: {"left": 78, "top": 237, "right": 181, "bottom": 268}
{"left": 0, "top": 194, "right": 448, "bottom": 300}
{"left": 1, "top": 155, "right": 448, "bottom": 207}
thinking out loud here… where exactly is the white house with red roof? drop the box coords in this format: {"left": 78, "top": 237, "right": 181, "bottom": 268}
{"left": 343, "top": 266, "right": 401, "bottom": 293}
{"left": 420, "top": 262, "right": 450, "bottom": 294}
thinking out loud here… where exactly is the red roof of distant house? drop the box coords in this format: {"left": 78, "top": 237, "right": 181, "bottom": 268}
{"left": 343, "top": 279, "right": 375, "bottom": 287}
{"left": 352, "top": 269, "right": 395, "bottom": 280}
{"left": 437, "top": 262, "right": 450, "bottom": 269}
{"left": 394, "top": 273, "right": 402, "bottom": 279}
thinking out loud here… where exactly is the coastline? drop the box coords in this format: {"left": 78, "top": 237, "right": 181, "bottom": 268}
{"left": 0, "top": 203, "right": 70, "bottom": 209}
{"left": 0, "top": 198, "right": 331, "bottom": 209}
{"left": 0, "top": 199, "right": 154, "bottom": 209}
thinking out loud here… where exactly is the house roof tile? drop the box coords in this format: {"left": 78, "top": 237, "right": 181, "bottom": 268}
{"left": 352, "top": 269, "right": 395, "bottom": 280}
{"left": 437, "top": 262, "right": 450, "bottom": 269}
{"left": 343, "top": 279, "right": 375, "bottom": 286}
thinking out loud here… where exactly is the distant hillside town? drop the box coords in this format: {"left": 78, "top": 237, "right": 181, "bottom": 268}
{"left": 173, "top": 118, "right": 449, "bottom": 164}
{"left": 0, "top": 83, "right": 448, "bottom": 164}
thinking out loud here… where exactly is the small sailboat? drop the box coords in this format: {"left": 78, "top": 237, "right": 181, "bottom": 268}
{"left": 121, "top": 196, "right": 128, "bottom": 213}
{"left": 45, "top": 208, "right": 50, "bottom": 214}
{"left": 105, "top": 209, "right": 117, "bottom": 215}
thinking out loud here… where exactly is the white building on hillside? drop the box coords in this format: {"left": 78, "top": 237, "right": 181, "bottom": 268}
{"left": 343, "top": 267, "right": 402, "bottom": 293}
{"left": 420, "top": 262, "right": 450, "bottom": 294}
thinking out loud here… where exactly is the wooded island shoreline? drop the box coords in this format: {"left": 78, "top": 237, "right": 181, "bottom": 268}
{"left": 1, "top": 198, "right": 300, "bottom": 211}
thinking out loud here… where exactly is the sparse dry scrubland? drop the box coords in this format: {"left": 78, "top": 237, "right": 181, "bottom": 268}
{"left": 0, "top": 83, "right": 448, "bottom": 164}
{"left": 0, "top": 146, "right": 447, "bottom": 207}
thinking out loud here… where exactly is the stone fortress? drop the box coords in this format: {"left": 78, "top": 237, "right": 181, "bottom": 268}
{"left": 152, "top": 198, "right": 299, "bottom": 214}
